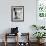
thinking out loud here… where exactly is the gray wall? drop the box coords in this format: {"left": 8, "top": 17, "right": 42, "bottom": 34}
{"left": 0, "top": 0, "right": 36, "bottom": 34}
{"left": 0, "top": 0, "right": 37, "bottom": 42}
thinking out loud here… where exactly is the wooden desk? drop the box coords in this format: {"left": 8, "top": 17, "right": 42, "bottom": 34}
{"left": 4, "top": 33, "right": 30, "bottom": 46}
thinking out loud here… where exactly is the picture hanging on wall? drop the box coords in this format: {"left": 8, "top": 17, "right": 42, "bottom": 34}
{"left": 11, "top": 6, "right": 24, "bottom": 22}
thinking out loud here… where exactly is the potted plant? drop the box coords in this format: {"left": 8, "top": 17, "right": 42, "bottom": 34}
{"left": 32, "top": 25, "right": 38, "bottom": 30}
{"left": 32, "top": 24, "right": 45, "bottom": 30}
{"left": 33, "top": 32, "right": 46, "bottom": 43}
{"left": 40, "top": 26, "right": 45, "bottom": 29}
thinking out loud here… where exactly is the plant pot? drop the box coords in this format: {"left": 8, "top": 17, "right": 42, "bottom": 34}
{"left": 37, "top": 39, "right": 45, "bottom": 44}
{"left": 37, "top": 39, "right": 40, "bottom": 43}
{"left": 40, "top": 38, "right": 45, "bottom": 43}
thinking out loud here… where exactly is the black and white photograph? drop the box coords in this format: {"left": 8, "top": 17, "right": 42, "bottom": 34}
{"left": 11, "top": 6, "right": 24, "bottom": 22}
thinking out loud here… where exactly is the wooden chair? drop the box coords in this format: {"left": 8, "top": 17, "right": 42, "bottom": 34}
{"left": 4, "top": 33, "right": 18, "bottom": 46}
{"left": 18, "top": 33, "right": 30, "bottom": 46}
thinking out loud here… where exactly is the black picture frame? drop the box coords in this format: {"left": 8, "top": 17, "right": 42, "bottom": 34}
{"left": 11, "top": 6, "right": 24, "bottom": 22}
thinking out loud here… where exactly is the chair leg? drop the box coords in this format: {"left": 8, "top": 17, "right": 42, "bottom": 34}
{"left": 4, "top": 41, "right": 7, "bottom": 46}
{"left": 4, "top": 33, "right": 7, "bottom": 46}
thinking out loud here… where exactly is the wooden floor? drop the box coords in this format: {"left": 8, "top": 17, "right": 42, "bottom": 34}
{"left": 0, "top": 42, "right": 46, "bottom": 46}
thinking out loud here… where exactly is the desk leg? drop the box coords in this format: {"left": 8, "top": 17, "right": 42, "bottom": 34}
{"left": 16, "top": 34, "right": 18, "bottom": 46}
{"left": 5, "top": 41, "right": 7, "bottom": 46}
{"left": 4, "top": 34, "right": 7, "bottom": 46}
{"left": 15, "top": 34, "right": 18, "bottom": 46}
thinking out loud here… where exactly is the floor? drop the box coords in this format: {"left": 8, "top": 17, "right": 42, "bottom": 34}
{"left": 0, "top": 42, "right": 46, "bottom": 46}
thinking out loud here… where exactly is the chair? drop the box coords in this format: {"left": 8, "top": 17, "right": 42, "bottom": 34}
{"left": 4, "top": 27, "right": 19, "bottom": 46}
{"left": 18, "top": 33, "right": 30, "bottom": 46}
{"left": 4, "top": 33, "right": 18, "bottom": 46}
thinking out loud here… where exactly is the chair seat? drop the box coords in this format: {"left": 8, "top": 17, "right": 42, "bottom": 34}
{"left": 6, "top": 33, "right": 17, "bottom": 36}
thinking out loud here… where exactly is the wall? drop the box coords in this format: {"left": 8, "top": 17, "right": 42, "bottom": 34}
{"left": 0, "top": 0, "right": 36, "bottom": 42}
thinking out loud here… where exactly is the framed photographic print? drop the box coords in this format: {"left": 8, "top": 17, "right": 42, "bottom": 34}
{"left": 11, "top": 6, "right": 24, "bottom": 22}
